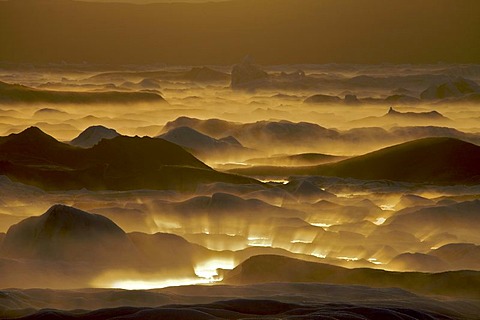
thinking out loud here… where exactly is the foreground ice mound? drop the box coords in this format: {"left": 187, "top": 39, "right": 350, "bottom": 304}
{"left": 1, "top": 204, "right": 136, "bottom": 262}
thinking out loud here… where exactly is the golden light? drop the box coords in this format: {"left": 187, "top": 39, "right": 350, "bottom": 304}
{"left": 194, "top": 258, "right": 236, "bottom": 280}
{"left": 380, "top": 204, "right": 396, "bottom": 211}
{"left": 309, "top": 222, "right": 332, "bottom": 229}
{"left": 247, "top": 236, "right": 272, "bottom": 247}
{"left": 109, "top": 278, "right": 213, "bottom": 290}
{"left": 374, "top": 217, "right": 387, "bottom": 225}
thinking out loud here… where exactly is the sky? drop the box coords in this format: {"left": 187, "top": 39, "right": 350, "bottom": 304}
{"left": 89, "top": 0, "right": 226, "bottom": 2}
{"left": 0, "top": 0, "right": 479, "bottom": 65}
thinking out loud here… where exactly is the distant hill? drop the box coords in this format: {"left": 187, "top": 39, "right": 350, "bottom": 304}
{"left": 312, "top": 137, "right": 480, "bottom": 184}
{"left": 159, "top": 126, "right": 254, "bottom": 161}
{"left": 245, "top": 153, "right": 346, "bottom": 166}
{"left": 383, "top": 107, "right": 450, "bottom": 121}
{"left": 386, "top": 199, "right": 480, "bottom": 243}
{"left": 349, "top": 107, "right": 453, "bottom": 127}
{"left": 387, "top": 252, "right": 449, "bottom": 272}
{"left": 0, "top": 126, "right": 78, "bottom": 166}
{"left": 88, "top": 66, "right": 229, "bottom": 84}
{"left": 70, "top": 125, "right": 120, "bottom": 148}
{"left": 164, "top": 117, "right": 480, "bottom": 155}
{"left": 421, "top": 78, "right": 480, "bottom": 100}
{"left": 223, "top": 255, "right": 480, "bottom": 299}
{"left": 162, "top": 117, "right": 340, "bottom": 151}
{"left": 0, "top": 127, "right": 256, "bottom": 190}
{"left": 1, "top": 0, "right": 479, "bottom": 65}
{"left": 160, "top": 192, "right": 301, "bottom": 217}
{"left": 431, "top": 243, "right": 480, "bottom": 270}
{"left": 162, "top": 117, "right": 239, "bottom": 138}
{"left": 230, "top": 137, "right": 480, "bottom": 184}
{"left": 0, "top": 81, "right": 166, "bottom": 104}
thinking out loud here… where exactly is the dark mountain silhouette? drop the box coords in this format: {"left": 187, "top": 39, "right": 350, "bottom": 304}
{"left": 218, "top": 135, "right": 240, "bottom": 145}
{"left": 383, "top": 94, "right": 420, "bottom": 104}
{"left": 231, "top": 56, "right": 269, "bottom": 89}
{"left": 186, "top": 66, "right": 229, "bottom": 82}
{"left": 430, "top": 243, "right": 480, "bottom": 270}
{"left": 164, "top": 117, "right": 480, "bottom": 152}
{"left": 223, "top": 255, "right": 480, "bottom": 299}
{"left": 324, "top": 137, "right": 480, "bottom": 184}
{"left": 0, "top": 204, "right": 138, "bottom": 263}
{"left": 88, "top": 67, "right": 228, "bottom": 84}
{"left": 0, "top": 126, "right": 78, "bottom": 166}
{"left": 34, "top": 108, "right": 69, "bottom": 117}
{"left": 232, "top": 137, "right": 480, "bottom": 184}
{"left": 120, "top": 78, "right": 161, "bottom": 90}
{"left": 0, "top": 127, "right": 257, "bottom": 190}
{"left": 0, "top": 81, "right": 166, "bottom": 104}
{"left": 162, "top": 117, "right": 237, "bottom": 138}
{"left": 162, "top": 117, "right": 341, "bottom": 150}
{"left": 159, "top": 126, "right": 253, "bottom": 160}
{"left": 349, "top": 107, "right": 452, "bottom": 126}
{"left": 389, "top": 126, "right": 480, "bottom": 145}
{"left": 246, "top": 153, "right": 346, "bottom": 166}
{"left": 386, "top": 200, "right": 480, "bottom": 243}
{"left": 236, "top": 121, "right": 340, "bottom": 147}
{"left": 387, "top": 252, "right": 449, "bottom": 272}
{"left": 421, "top": 78, "right": 480, "bottom": 100}
{"left": 304, "top": 94, "right": 342, "bottom": 104}
{"left": 384, "top": 107, "right": 450, "bottom": 121}
{"left": 70, "top": 125, "right": 120, "bottom": 148}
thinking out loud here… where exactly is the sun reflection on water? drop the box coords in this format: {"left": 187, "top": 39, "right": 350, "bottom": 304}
{"left": 109, "top": 278, "right": 213, "bottom": 290}
{"left": 93, "top": 258, "right": 237, "bottom": 290}
{"left": 194, "top": 259, "right": 236, "bottom": 280}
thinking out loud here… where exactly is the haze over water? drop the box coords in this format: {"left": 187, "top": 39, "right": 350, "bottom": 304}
{"left": 0, "top": 1, "right": 480, "bottom": 319}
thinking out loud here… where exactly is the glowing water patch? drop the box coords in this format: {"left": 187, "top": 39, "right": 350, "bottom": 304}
{"left": 309, "top": 222, "right": 332, "bottom": 228}
{"left": 374, "top": 217, "right": 386, "bottom": 225}
{"left": 215, "top": 162, "right": 249, "bottom": 167}
{"left": 337, "top": 256, "right": 359, "bottom": 262}
{"left": 290, "top": 240, "right": 312, "bottom": 244}
{"left": 153, "top": 219, "right": 182, "bottom": 231}
{"left": 336, "top": 192, "right": 369, "bottom": 198}
{"left": 194, "top": 259, "right": 236, "bottom": 280}
{"left": 368, "top": 258, "right": 383, "bottom": 265}
{"left": 312, "top": 252, "right": 327, "bottom": 259}
{"left": 336, "top": 193, "right": 354, "bottom": 199}
{"left": 109, "top": 278, "right": 212, "bottom": 290}
{"left": 95, "top": 258, "right": 237, "bottom": 290}
{"left": 247, "top": 236, "right": 272, "bottom": 247}
{"left": 258, "top": 179, "right": 289, "bottom": 185}
{"left": 380, "top": 204, "right": 395, "bottom": 211}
